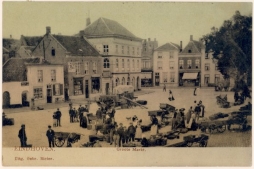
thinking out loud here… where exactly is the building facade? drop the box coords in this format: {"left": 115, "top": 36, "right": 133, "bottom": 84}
{"left": 32, "top": 27, "right": 102, "bottom": 100}
{"left": 81, "top": 17, "right": 143, "bottom": 93}
{"left": 153, "top": 43, "right": 180, "bottom": 87}
{"left": 201, "top": 50, "right": 224, "bottom": 86}
{"left": 178, "top": 35, "right": 205, "bottom": 87}
{"left": 141, "top": 38, "right": 158, "bottom": 87}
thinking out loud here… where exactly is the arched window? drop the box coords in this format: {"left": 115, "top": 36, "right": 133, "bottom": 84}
{"left": 116, "top": 78, "right": 119, "bottom": 87}
{"left": 127, "top": 59, "right": 130, "bottom": 69}
{"left": 104, "top": 58, "right": 110, "bottom": 68}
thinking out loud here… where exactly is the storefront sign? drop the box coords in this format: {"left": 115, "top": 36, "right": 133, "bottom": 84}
{"left": 21, "top": 81, "right": 29, "bottom": 86}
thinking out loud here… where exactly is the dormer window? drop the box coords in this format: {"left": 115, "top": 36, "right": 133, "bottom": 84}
{"left": 188, "top": 50, "right": 192, "bottom": 53}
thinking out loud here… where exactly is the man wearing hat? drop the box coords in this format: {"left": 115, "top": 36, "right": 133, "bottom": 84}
{"left": 46, "top": 125, "right": 55, "bottom": 147}
{"left": 128, "top": 122, "right": 136, "bottom": 142}
{"left": 18, "top": 124, "right": 27, "bottom": 147}
{"left": 96, "top": 107, "right": 103, "bottom": 120}
{"left": 55, "top": 108, "right": 62, "bottom": 127}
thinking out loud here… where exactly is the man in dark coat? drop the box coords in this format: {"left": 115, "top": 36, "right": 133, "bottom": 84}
{"left": 117, "top": 123, "right": 124, "bottom": 147}
{"left": 46, "top": 125, "right": 55, "bottom": 147}
{"left": 78, "top": 106, "right": 84, "bottom": 127}
{"left": 128, "top": 122, "right": 136, "bottom": 142}
{"left": 122, "top": 126, "right": 129, "bottom": 144}
{"left": 96, "top": 107, "right": 103, "bottom": 120}
{"left": 56, "top": 108, "right": 62, "bottom": 127}
{"left": 18, "top": 124, "right": 27, "bottom": 147}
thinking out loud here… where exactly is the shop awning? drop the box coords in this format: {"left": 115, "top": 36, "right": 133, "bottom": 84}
{"left": 182, "top": 73, "right": 198, "bottom": 79}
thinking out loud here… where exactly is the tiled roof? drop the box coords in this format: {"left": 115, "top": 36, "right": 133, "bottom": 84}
{"left": 52, "top": 35, "right": 100, "bottom": 56}
{"left": 181, "top": 40, "right": 205, "bottom": 54}
{"left": 155, "top": 43, "right": 180, "bottom": 51}
{"left": 3, "top": 58, "right": 40, "bottom": 82}
{"left": 20, "top": 36, "right": 43, "bottom": 46}
{"left": 3, "top": 38, "right": 20, "bottom": 50}
{"left": 83, "top": 17, "right": 142, "bottom": 41}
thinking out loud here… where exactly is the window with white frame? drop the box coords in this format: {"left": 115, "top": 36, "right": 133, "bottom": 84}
{"left": 51, "top": 70, "right": 56, "bottom": 82}
{"left": 170, "top": 51, "right": 174, "bottom": 59}
{"left": 122, "top": 59, "right": 125, "bottom": 69}
{"left": 157, "top": 61, "right": 162, "bottom": 70}
{"left": 215, "top": 74, "right": 220, "bottom": 84}
{"left": 163, "top": 72, "right": 168, "bottom": 82}
{"left": 127, "top": 46, "right": 130, "bottom": 55}
{"left": 187, "top": 60, "right": 192, "bottom": 69}
{"left": 170, "top": 72, "right": 175, "bottom": 83}
{"left": 195, "top": 59, "right": 200, "bottom": 69}
{"left": 169, "top": 61, "right": 174, "bottom": 70}
{"left": 205, "top": 63, "right": 210, "bottom": 71}
{"left": 34, "top": 87, "right": 43, "bottom": 99}
{"left": 38, "top": 70, "right": 43, "bottom": 82}
{"left": 103, "top": 45, "right": 109, "bottom": 53}
{"left": 92, "top": 61, "right": 97, "bottom": 74}
{"left": 116, "top": 59, "right": 119, "bottom": 69}
{"left": 204, "top": 74, "right": 210, "bottom": 85}
{"left": 179, "top": 60, "right": 184, "bottom": 69}
{"left": 76, "top": 62, "right": 81, "bottom": 74}
{"left": 132, "top": 47, "right": 135, "bottom": 55}
{"left": 116, "top": 45, "right": 118, "bottom": 53}
{"left": 104, "top": 58, "right": 110, "bottom": 68}
{"left": 158, "top": 52, "right": 162, "bottom": 59}
{"left": 84, "top": 62, "right": 89, "bottom": 74}
{"left": 53, "top": 84, "right": 63, "bottom": 96}
{"left": 122, "top": 46, "right": 124, "bottom": 54}
{"left": 127, "top": 59, "right": 130, "bottom": 70}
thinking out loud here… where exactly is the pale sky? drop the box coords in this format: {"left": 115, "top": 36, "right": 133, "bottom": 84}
{"left": 2, "top": 1, "right": 252, "bottom": 47}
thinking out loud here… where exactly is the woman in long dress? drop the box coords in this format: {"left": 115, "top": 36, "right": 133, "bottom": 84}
{"left": 135, "top": 120, "right": 142, "bottom": 141}
{"left": 150, "top": 115, "right": 158, "bottom": 136}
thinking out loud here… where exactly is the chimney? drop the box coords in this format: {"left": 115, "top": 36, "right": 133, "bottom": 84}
{"left": 80, "top": 30, "right": 85, "bottom": 37}
{"left": 86, "top": 18, "right": 91, "bottom": 27}
{"left": 180, "top": 41, "right": 182, "bottom": 52}
{"left": 10, "top": 35, "right": 12, "bottom": 39}
{"left": 190, "top": 35, "right": 193, "bottom": 41}
{"left": 46, "top": 26, "right": 51, "bottom": 34}
{"left": 148, "top": 38, "right": 150, "bottom": 41}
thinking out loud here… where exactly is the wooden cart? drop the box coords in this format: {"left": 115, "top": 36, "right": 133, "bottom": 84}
{"left": 165, "top": 134, "right": 209, "bottom": 147}
{"left": 54, "top": 132, "right": 81, "bottom": 147}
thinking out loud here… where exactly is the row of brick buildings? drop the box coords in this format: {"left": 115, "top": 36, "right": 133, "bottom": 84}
{"left": 2, "top": 17, "right": 226, "bottom": 107}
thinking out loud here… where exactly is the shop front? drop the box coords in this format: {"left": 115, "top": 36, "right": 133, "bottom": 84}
{"left": 179, "top": 72, "right": 200, "bottom": 87}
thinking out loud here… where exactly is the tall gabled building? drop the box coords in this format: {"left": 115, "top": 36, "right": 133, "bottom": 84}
{"left": 141, "top": 38, "right": 158, "bottom": 87}
{"left": 178, "top": 35, "right": 205, "bottom": 87}
{"left": 32, "top": 27, "right": 102, "bottom": 100}
{"left": 80, "top": 17, "right": 143, "bottom": 93}
{"left": 153, "top": 42, "right": 181, "bottom": 87}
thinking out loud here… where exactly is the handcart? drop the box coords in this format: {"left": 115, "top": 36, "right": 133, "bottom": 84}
{"left": 54, "top": 132, "right": 82, "bottom": 147}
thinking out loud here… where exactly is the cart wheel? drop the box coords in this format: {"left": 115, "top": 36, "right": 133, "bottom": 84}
{"left": 217, "top": 125, "right": 226, "bottom": 133}
{"left": 55, "top": 137, "right": 65, "bottom": 147}
{"left": 186, "top": 142, "right": 193, "bottom": 147}
{"left": 199, "top": 140, "right": 208, "bottom": 147}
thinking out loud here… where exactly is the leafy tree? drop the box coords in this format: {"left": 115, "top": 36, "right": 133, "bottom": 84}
{"left": 202, "top": 11, "right": 252, "bottom": 87}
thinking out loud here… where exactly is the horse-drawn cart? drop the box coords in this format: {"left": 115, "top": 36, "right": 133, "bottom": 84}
{"left": 54, "top": 132, "right": 82, "bottom": 147}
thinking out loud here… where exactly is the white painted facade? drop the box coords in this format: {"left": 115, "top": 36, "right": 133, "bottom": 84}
{"left": 153, "top": 49, "right": 179, "bottom": 87}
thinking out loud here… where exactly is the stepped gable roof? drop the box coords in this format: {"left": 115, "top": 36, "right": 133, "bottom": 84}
{"left": 181, "top": 40, "right": 205, "bottom": 54}
{"left": 21, "top": 35, "right": 43, "bottom": 46}
{"left": 155, "top": 43, "right": 180, "bottom": 51}
{"left": 52, "top": 35, "right": 100, "bottom": 56}
{"left": 83, "top": 17, "right": 142, "bottom": 41}
{"left": 3, "top": 58, "right": 40, "bottom": 82}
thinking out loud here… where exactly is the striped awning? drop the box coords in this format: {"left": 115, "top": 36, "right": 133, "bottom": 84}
{"left": 182, "top": 73, "right": 198, "bottom": 79}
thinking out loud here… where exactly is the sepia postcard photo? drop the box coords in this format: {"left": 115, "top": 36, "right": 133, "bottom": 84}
{"left": 1, "top": 1, "right": 253, "bottom": 167}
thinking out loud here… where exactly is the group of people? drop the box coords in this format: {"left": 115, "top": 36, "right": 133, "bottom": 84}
{"left": 171, "top": 100, "right": 205, "bottom": 131}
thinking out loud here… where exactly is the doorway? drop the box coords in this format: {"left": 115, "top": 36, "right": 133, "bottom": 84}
{"left": 3, "top": 91, "right": 10, "bottom": 108}
{"left": 22, "top": 91, "right": 29, "bottom": 106}
{"left": 105, "top": 83, "right": 109, "bottom": 95}
{"left": 155, "top": 73, "right": 160, "bottom": 86}
{"left": 85, "top": 80, "right": 89, "bottom": 98}
{"left": 47, "top": 89, "right": 52, "bottom": 103}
